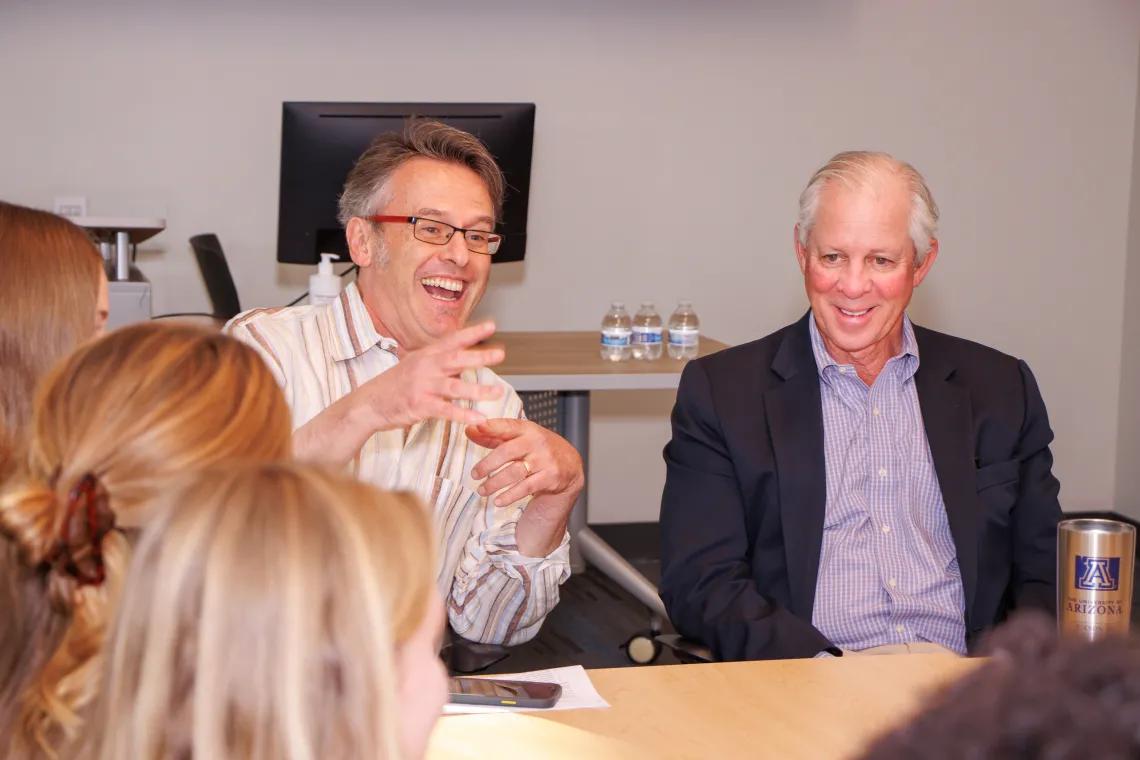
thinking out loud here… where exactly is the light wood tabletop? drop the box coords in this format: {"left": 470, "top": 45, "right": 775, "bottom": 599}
{"left": 427, "top": 656, "right": 981, "bottom": 760}
{"left": 487, "top": 332, "right": 730, "bottom": 391}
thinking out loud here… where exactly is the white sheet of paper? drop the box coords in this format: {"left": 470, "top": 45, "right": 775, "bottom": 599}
{"left": 443, "top": 665, "right": 611, "bottom": 714}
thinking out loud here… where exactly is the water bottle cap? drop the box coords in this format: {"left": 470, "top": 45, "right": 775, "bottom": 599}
{"left": 612, "top": 301, "right": 625, "bottom": 309}
{"left": 641, "top": 301, "right": 655, "bottom": 308}
{"left": 678, "top": 300, "right": 692, "bottom": 307}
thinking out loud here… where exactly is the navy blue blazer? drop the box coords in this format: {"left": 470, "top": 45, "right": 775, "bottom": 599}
{"left": 658, "top": 314, "right": 1062, "bottom": 661}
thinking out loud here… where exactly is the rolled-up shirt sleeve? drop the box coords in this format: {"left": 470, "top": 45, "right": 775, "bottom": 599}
{"left": 447, "top": 400, "right": 571, "bottom": 645}
{"left": 449, "top": 495, "right": 571, "bottom": 645}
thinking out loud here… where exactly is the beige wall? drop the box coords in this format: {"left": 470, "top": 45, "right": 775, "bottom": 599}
{"left": 2, "top": 0, "right": 1139, "bottom": 521}
{"left": 1115, "top": 39, "right": 1140, "bottom": 519}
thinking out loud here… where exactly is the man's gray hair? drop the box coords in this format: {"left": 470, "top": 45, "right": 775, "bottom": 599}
{"left": 336, "top": 118, "right": 505, "bottom": 227}
{"left": 796, "top": 151, "right": 939, "bottom": 265}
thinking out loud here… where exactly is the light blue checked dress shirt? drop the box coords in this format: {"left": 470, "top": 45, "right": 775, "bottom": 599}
{"left": 808, "top": 313, "right": 967, "bottom": 654}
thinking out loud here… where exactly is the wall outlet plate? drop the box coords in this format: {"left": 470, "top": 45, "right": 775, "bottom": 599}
{"left": 53, "top": 196, "right": 87, "bottom": 217}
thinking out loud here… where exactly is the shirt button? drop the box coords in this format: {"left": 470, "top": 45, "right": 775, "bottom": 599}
{"left": 839, "top": 367, "right": 847, "bottom": 374}
{"left": 888, "top": 578, "right": 897, "bottom": 588}
{"left": 895, "top": 625, "right": 904, "bottom": 633}
{"left": 878, "top": 467, "right": 887, "bottom": 477}
{"left": 873, "top": 408, "right": 881, "bottom": 416}
{"left": 881, "top": 525, "right": 891, "bottom": 534}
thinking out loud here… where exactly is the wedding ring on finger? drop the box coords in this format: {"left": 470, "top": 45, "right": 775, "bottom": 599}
{"left": 520, "top": 459, "right": 533, "bottom": 477}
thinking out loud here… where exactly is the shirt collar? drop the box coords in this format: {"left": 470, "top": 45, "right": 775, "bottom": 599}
{"left": 807, "top": 310, "right": 920, "bottom": 381}
{"left": 330, "top": 281, "right": 400, "bottom": 363}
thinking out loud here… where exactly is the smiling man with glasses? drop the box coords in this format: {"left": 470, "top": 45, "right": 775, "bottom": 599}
{"left": 227, "top": 119, "right": 582, "bottom": 646}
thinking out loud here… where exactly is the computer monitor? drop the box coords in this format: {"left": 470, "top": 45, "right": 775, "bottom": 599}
{"left": 277, "top": 102, "right": 536, "bottom": 265}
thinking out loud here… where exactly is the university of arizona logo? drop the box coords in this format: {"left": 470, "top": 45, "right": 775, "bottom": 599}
{"left": 1075, "top": 556, "right": 1120, "bottom": 591}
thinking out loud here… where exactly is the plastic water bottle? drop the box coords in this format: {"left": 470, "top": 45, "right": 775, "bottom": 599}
{"left": 631, "top": 302, "right": 664, "bottom": 361}
{"left": 667, "top": 301, "right": 700, "bottom": 360}
{"left": 600, "top": 302, "right": 633, "bottom": 361}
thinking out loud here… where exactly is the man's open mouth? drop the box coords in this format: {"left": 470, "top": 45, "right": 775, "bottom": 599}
{"left": 421, "top": 276, "right": 465, "bottom": 302}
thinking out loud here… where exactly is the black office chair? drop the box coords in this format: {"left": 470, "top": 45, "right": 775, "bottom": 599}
{"left": 189, "top": 233, "right": 242, "bottom": 321}
{"left": 656, "top": 634, "right": 716, "bottom": 664}
{"left": 441, "top": 629, "right": 511, "bottom": 675}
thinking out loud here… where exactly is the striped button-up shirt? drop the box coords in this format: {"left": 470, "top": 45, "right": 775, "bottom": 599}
{"left": 226, "top": 283, "right": 570, "bottom": 645}
{"left": 808, "top": 313, "right": 966, "bottom": 654}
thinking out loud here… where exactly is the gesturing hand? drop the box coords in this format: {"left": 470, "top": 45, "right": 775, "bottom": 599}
{"left": 360, "top": 321, "right": 506, "bottom": 432}
{"left": 467, "top": 419, "right": 585, "bottom": 508}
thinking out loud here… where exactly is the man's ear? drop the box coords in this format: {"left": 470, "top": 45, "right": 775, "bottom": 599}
{"left": 794, "top": 224, "right": 809, "bottom": 275}
{"left": 345, "top": 217, "right": 373, "bottom": 268}
{"left": 914, "top": 236, "right": 938, "bottom": 287}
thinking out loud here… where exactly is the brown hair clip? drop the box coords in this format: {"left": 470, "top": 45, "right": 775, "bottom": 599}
{"left": 46, "top": 473, "right": 116, "bottom": 586}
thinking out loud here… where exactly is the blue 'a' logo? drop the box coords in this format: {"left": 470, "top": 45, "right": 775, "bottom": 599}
{"left": 1075, "top": 556, "right": 1120, "bottom": 591}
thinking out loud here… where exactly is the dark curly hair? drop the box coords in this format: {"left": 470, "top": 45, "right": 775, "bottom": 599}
{"left": 860, "top": 610, "right": 1140, "bottom": 759}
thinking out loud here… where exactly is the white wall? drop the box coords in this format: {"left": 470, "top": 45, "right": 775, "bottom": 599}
{"left": 2, "top": 0, "right": 1139, "bottom": 521}
{"left": 1115, "top": 42, "right": 1140, "bottom": 519}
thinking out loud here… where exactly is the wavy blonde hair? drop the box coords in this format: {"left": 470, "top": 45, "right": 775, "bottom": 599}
{"left": 0, "top": 201, "right": 103, "bottom": 485}
{"left": 0, "top": 322, "right": 293, "bottom": 759}
{"left": 88, "top": 462, "right": 437, "bottom": 760}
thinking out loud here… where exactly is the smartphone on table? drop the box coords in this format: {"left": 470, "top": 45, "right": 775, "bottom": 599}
{"left": 448, "top": 677, "right": 562, "bottom": 708}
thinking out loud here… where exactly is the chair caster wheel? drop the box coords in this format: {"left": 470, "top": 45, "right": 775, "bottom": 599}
{"left": 624, "top": 633, "right": 661, "bottom": 665}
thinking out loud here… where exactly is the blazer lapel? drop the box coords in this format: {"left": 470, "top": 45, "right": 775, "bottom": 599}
{"left": 913, "top": 334, "right": 978, "bottom": 626}
{"left": 764, "top": 316, "right": 827, "bottom": 618}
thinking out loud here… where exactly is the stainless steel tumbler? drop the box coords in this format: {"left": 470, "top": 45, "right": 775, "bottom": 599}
{"left": 1057, "top": 518, "right": 1135, "bottom": 641}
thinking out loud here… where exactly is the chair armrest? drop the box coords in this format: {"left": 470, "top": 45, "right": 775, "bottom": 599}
{"left": 656, "top": 634, "right": 716, "bottom": 664}
{"left": 441, "top": 629, "right": 512, "bottom": 674}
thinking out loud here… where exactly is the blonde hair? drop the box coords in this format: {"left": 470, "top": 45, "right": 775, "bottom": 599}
{"left": 0, "top": 201, "right": 103, "bottom": 485}
{"left": 89, "top": 462, "right": 437, "bottom": 760}
{"left": 797, "top": 150, "right": 940, "bottom": 265}
{"left": 0, "top": 322, "right": 293, "bottom": 759}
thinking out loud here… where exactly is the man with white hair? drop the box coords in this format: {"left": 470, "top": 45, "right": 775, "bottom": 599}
{"left": 658, "top": 151, "right": 1062, "bottom": 661}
